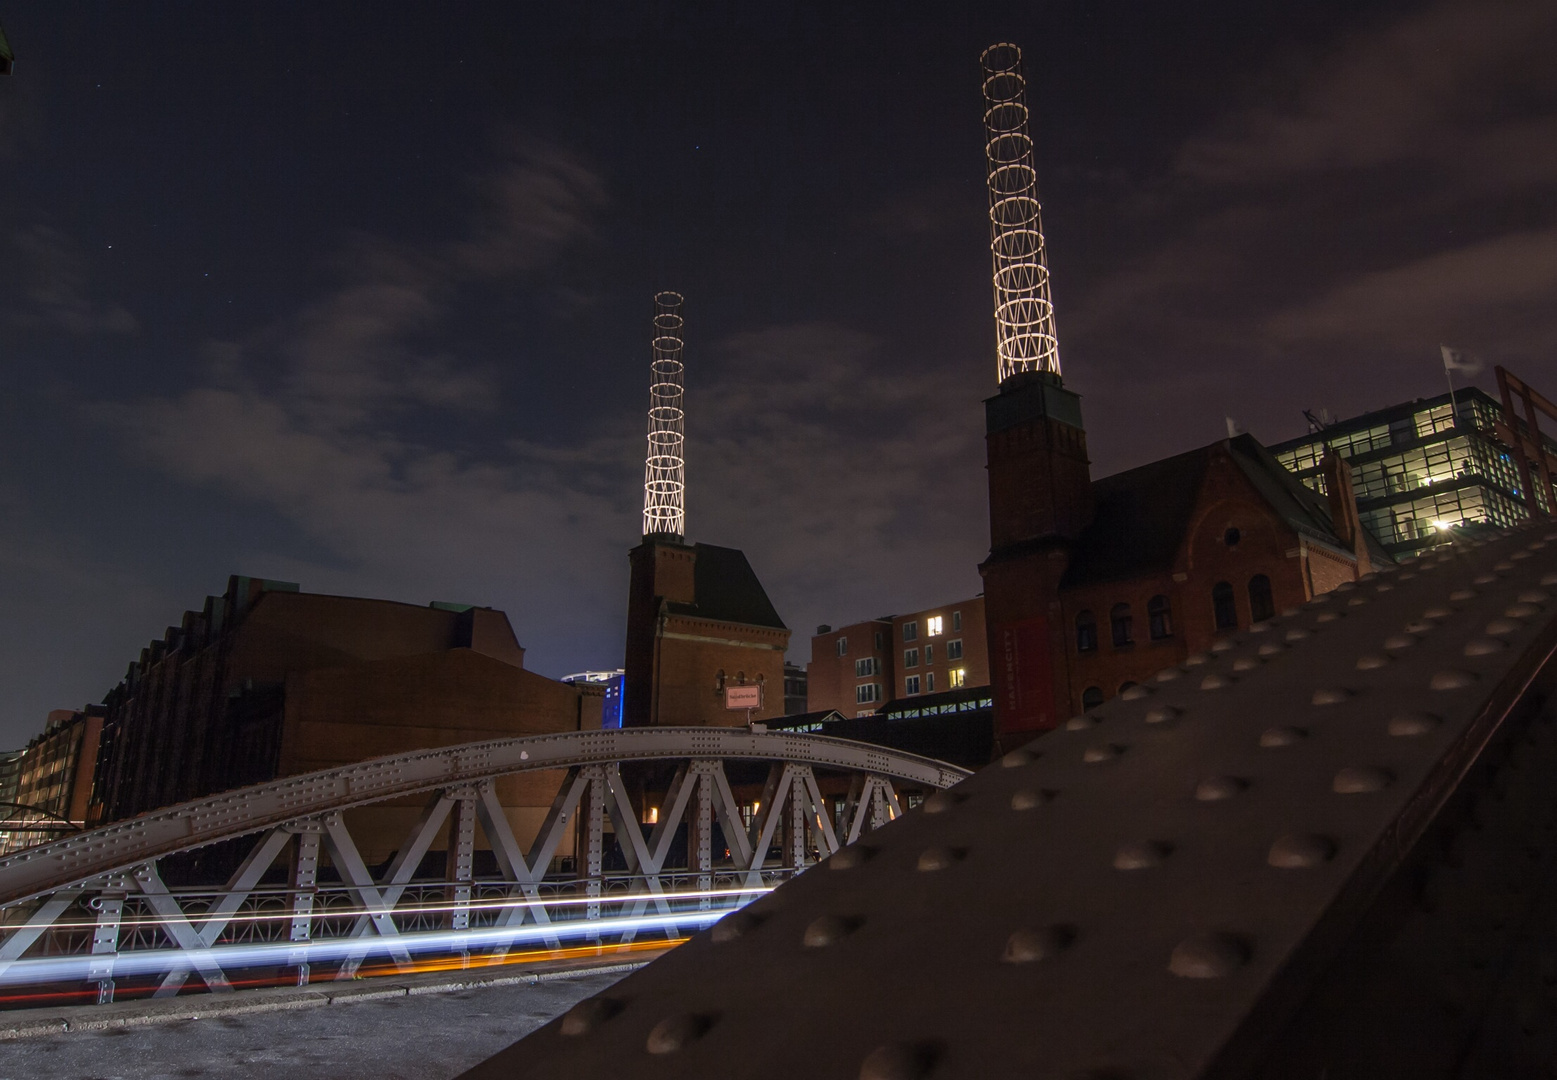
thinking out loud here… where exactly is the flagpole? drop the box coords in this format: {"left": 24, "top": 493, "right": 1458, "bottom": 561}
{"left": 1441, "top": 345, "right": 1459, "bottom": 429}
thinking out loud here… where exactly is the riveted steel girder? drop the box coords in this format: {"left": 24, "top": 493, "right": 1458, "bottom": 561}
{"left": 458, "top": 525, "right": 1557, "bottom": 1080}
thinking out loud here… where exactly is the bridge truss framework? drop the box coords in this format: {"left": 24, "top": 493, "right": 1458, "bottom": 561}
{"left": 0, "top": 729, "right": 967, "bottom": 1004}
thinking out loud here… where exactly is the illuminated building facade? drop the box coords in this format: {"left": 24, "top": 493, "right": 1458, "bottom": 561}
{"left": 806, "top": 596, "right": 989, "bottom": 718}
{"left": 1270, "top": 387, "right": 1556, "bottom": 558}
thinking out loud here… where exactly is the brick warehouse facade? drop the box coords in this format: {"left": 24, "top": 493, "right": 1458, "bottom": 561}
{"left": 623, "top": 538, "right": 790, "bottom": 727}
{"left": 981, "top": 373, "right": 1387, "bottom": 753}
{"left": 89, "top": 576, "right": 602, "bottom": 863}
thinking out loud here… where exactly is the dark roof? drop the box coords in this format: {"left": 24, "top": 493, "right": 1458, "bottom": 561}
{"left": 665, "top": 543, "right": 787, "bottom": 630}
{"left": 1061, "top": 445, "right": 1210, "bottom": 587}
{"left": 1061, "top": 434, "right": 1390, "bottom": 588}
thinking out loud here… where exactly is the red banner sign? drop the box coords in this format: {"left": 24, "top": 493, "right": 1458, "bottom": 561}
{"left": 995, "top": 618, "right": 1054, "bottom": 734}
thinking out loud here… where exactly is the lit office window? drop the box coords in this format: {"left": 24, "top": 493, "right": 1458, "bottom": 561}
{"left": 949, "top": 668, "right": 967, "bottom": 688}
{"left": 927, "top": 615, "right": 943, "bottom": 636}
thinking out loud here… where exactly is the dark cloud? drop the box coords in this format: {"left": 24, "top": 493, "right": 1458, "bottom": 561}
{"left": 0, "top": 1, "right": 1553, "bottom": 745}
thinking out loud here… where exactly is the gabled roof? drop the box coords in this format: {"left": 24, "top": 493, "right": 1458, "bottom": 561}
{"left": 1061, "top": 434, "right": 1390, "bottom": 588}
{"left": 665, "top": 543, "right": 788, "bottom": 630}
{"left": 1061, "top": 445, "right": 1210, "bottom": 587}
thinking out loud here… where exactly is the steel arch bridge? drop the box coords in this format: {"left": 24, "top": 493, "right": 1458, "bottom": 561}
{"left": 0, "top": 728, "right": 967, "bottom": 1003}
{"left": 456, "top": 522, "right": 1557, "bottom": 1080}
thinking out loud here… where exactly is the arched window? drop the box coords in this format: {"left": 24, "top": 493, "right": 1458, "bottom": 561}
{"left": 1212, "top": 581, "right": 1237, "bottom": 630}
{"left": 1110, "top": 603, "right": 1133, "bottom": 647}
{"left": 1075, "top": 610, "right": 1097, "bottom": 653}
{"left": 1147, "top": 595, "right": 1173, "bottom": 640}
{"left": 1081, "top": 686, "right": 1104, "bottom": 710}
{"left": 1248, "top": 574, "right": 1275, "bottom": 622}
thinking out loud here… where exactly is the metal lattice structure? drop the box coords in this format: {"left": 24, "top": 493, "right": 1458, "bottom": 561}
{"left": 461, "top": 523, "right": 1557, "bottom": 1079}
{"left": 0, "top": 728, "right": 964, "bottom": 1004}
{"left": 642, "top": 291, "right": 687, "bottom": 539}
{"left": 981, "top": 43, "right": 1060, "bottom": 384}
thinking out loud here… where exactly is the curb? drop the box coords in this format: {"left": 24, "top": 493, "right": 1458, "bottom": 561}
{"left": 0, "top": 952, "right": 659, "bottom": 1041}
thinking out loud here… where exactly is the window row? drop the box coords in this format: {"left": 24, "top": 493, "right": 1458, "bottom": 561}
{"left": 1075, "top": 596, "right": 1173, "bottom": 651}
{"left": 1075, "top": 576, "right": 1275, "bottom": 650}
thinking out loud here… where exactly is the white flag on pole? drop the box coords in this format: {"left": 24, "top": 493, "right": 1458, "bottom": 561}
{"left": 1441, "top": 344, "right": 1483, "bottom": 375}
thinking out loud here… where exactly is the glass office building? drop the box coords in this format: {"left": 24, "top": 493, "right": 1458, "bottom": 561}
{"left": 1269, "top": 388, "right": 1553, "bottom": 558}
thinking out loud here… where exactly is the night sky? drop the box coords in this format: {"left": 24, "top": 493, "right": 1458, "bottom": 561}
{"left": 1, "top": 2, "right": 1553, "bottom": 746}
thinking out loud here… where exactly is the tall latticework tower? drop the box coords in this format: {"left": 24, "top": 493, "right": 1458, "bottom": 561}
{"left": 641, "top": 291, "right": 686, "bottom": 540}
{"left": 981, "top": 43, "right": 1060, "bottom": 383}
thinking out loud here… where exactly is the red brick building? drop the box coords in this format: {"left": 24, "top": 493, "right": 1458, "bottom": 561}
{"left": 806, "top": 596, "right": 989, "bottom": 716}
{"left": 981, "top": 372, "right": 1384, "bottom": 753}
{"left": 622, "top": 538, "right": 791, "bottom": 727}
{"left": 88, "top": 576, "right": 602, "bottom": 862}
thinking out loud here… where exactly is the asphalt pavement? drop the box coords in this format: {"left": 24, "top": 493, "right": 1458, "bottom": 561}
{"left": 0, "top": 966, "right": 629, "bottom": 1080}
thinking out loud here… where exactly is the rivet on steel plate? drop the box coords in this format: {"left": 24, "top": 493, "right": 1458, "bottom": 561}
{"left": 1268, "top": 834, "right": 1335, "bottom": 869}
{"left": 1423, "top": 606, "right": 1452, "bottom": 620}
{"left": 1184, "top": 652, "right": 1210, "bottom": 666}
{"left": 1010, "top": 788, "right": 1053, "bottom": 810}
{"left": 1347, "top": 597, "right": 1369, "bottom": 607}
{"left": 1388, "top": 712, "right": 1440, "bottom": 737}
{"left": 1463, "top": 638, "right": 1506, "bottom": 657}
{"left": 646, "top": 1013, "right": 710, "bottom": 1054}
{"left": 1429, "top": 669, "right": 1477, "bottom": 691}
{"left": 1120, "top": 684, "right": 1153, "bottom": 701}
{"left": 1003, "top": 924, "right": 1075, "bottom": 964}
{"left": 859, "top": 1042, "right": 933, "bottom": 1080}
{"left": 1543, "top": 572, "right": 1557, "bottom": 586}
{"left": 559, "top": 996, "right": 621, "bottom": 1037}
{"left": 1383, "top": 634, "right": 1417, "bottom": 650}
{"left": 1510, "top": 551, "right": 1532, "bottom": 561}
{"left": 1114, "top": 841, "right": 1171, "bottom": 870}
{"left": 1201, "top": 674, "right": 1235, "bottom": 690}
{"left": 1155, "top": 667, "right": 1182, "bottom": 682}
{"left": 1281, "top": 606, "right": 1302, "bottom": 617}
{"left": 1285, "top": 628, "right": 1312, "bottom": 642}
{"left": 803, "top": 914, "right": 858, "bottom": 948}
{"left": 712, "top": 910, "right": 763, "bottom": 943}
{"left": 830, "top": 845, "right": 875, "bottom": 870}
{"left": 1169, "top": 933, "right": 1248, "bottom": 978}
{"left": 1486, "top": 617, "right": 1522, "bottom": 635}
{"left": 1001, "top": 748, "right": 1037, "bottom": 768}
{"left": 1505, "top": 604, "right": 1540, "bottom": 620}
{"left": 1083, "top": 743, "right": 1124, "bottom": 763}
{"left": 1398, "top": 572, "right": 1418, "bottom": 580}
{"left": 1333, "top": 766, "right": 1393, "bottom": 794}
{"left": 1144, "top": 704, "right": 1181, "bottom": 724}
{"left": 916, "top": 846, "right": 962, "bottom": 872}
{"left": 923, "top": 791, "right": 964, "bottom": 814}
{"left": 1356, "top": 654, "right": 1391, "bottom": 670}
{"left": 1210, "top": 639, "right": 1237, "bottom": 653}
{"left": 1315, "top": 612, "right": 1343, "bottom": 623}
{"left": 1257, "top": 642, "right": 1286, "bottom": 657}
{"left": 1518, "top": 590, "right": 1550, "bottom": 604}
{"left": 1472, "top": 574, "right": 1498, "bottom": 585}
{"left": 1311, "top": 688, "right": 1352, "bottom": 706}
{"left": 1232, "top": 657, "right": 1261, "bottom": 672}
{"left": 1248, "top": 621, "right": 1272, "bottom": 633}
{"left": 1065, "top": 715, "right": 1098, "bottom": 731}
{"left": 1375, "top": 582, "right": 1394, "bottom": 592}
{"left": 1494, "top": 560, "right": 1514, "bottom": 571}
{"left": 1260, "top": 726, "right": 1306, "bottom": 748}
{"left": 1195, "top": 776, "right": 1247, "bottom": 801}
{"left": 1449, "top": 589, "right": 1476, "bottom": 602}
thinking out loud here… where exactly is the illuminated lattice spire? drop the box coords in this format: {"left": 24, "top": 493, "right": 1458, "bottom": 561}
{"left": 642, "top": 291, "right": 686, "bottom": 540}
{"left": 981, "top": 43, "right": 1061, "bottom": 383}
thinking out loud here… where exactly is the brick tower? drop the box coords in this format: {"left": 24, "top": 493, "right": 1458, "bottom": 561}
{"left": 976, "top": 46, "right": 1093, "bottom": 748}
